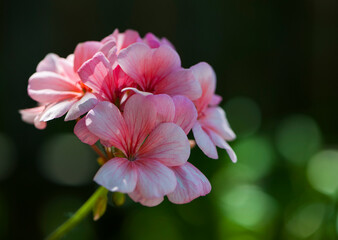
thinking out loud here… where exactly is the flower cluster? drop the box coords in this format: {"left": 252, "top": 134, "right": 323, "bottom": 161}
{"left": 20, "top": 29, "right": 236, "bottom": 206}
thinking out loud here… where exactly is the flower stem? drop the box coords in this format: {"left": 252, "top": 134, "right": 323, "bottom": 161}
{"left": 46, "top": 186, "right": 108, "bottom": 240}
{"left": 91, "top": 144, "right": 107, "bottom": 160}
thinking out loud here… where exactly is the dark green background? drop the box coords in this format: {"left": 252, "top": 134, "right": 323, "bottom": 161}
{"left": 1, "top": 0, "right": 337, "bottom": 239}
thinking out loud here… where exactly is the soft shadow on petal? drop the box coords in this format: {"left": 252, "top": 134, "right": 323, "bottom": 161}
{"left": 74, "top": 117, "right": 99, "bottom": 145}
{"left": 39, "top": 99, "right": 77, "bottom": 122}
{"left": 172, "top": 95, "right": 197, "bottom": 134}
{"left": 74, "top": 41, "right": 103, "bottom": 72}
{"left": 65, "top": 92, "right": 98, "bottom": 121}
{"left": 192, "top": 122, "right": 218, "bottom": 159}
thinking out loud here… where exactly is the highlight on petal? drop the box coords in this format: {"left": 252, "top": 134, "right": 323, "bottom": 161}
{"left": 138, "top": 122, "right": 190, "bottom": 166}
{"left": 134, "top": 159, "right": 177, "bottom": 199}
{"left": 39, "top": 99, "right": 77, "bottom": 122}
{"left": 94, "top": 158, "right": 138, "bottom": 193}
{"left": 118, "top": 43, "right": 181, "bottom": 90}
{"left": 123, "top": 94, "right": 157, "bottom": 153}
{"left": 65, "top": 92, "right": 98, "bottom": 121}
{"left": 192, "top": 121, "right": 218, "bottom": 159}
{"left": 168, "top": 162, "right": 211, "bottom": 204}
{"left": 191, "top": 62, "right": 216, "bottom": 113}
{"left": 74, "top": 41, "right": 103, "bottom": 72}
{"left": 28, "top": 72, "right": 81, "bottom": 103}
{"left": 172, "top": 95, "right": 198, "bottom": 134}
{"left": 74, "top": 117, "right": 99, "bottom": 145}
{"left": 157, "top": 69, "right": 202, "bottom": 100}
{"left": 86, "top": 101, "right": 127, "bottom": 154}
{"left": 146, "top": 94, "right": 175, "bottom": 124}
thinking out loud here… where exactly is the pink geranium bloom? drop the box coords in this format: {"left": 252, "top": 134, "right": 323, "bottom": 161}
{"left": 85, "top": 94, "right": 190, "bottom": 205}
{"left": 143, "top": 32, "right": 175, "bottom": 49}
{"left": 191, "top": 62, "right": 237, "bottom": 162}
{"left": 19, "top": 106, "right": 47, "bottom": 130}
{"left": 117, "top": 43, "right": 202, "bottom": 101}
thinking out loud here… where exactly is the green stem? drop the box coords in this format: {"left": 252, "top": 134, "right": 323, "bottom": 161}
{"left": 46, "top": 187, "right": 108, "bottom": 240}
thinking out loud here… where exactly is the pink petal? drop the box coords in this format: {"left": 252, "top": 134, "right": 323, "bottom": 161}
{"left": 192, "top": 121, "right": 218, "bottom": 159}
{"left": 115, "top": 29, "right": 141, "bottom": 52}
{"left": 36, "top": 54, "right": 76, "bottom": 81}
{"left": 77, "top": 52, "right": 115, "bottom": 101}
{"left": 94, "top": 157, "right": 138, "bottom": 193}
{"left": 206, "top": 130, "right": 237, "bottom": 163}
{"left": 118, "top": 43, "right": 181, "bottom": 90}
{"left": 86, "top": 101, "right": 128, "bottom": 155}
{"left": 168, "top": 162, "right": 211, "bottom": 204}
{"left": 74, "top": 41, "right": 103, "bottom": 72}
{"left": 157, "top": 69, "right": 202, "bottom": 100}
{"left": 128, "top": 188, "right": 164, "bottom": 207}
{"left": 65, "top": 92, "right": 98, "bottom": 121}
{"left": 123, "top": 94, "right": 157, "bottom": 153}
{"left": 191, "top": 62, "right": 216, "bottom": 114}
{"left": 146, "top": 94, "right": 175, "bottom": 124}
{"left": 143, "top": 33, "right": 175, "bottom": 50}
{"left": 74, "top": 117, "right": 99, "bottom": 145}
{"left": 134, "top": 160, "right": 176, "bottom": 198}
{"left": 172, "top": 95, "right": 197, "bottom": 134}
{"left": 138, "top": 122, "right": 190, "bottom": 166}
{"left": 210, "top": 94, "right": 222, "bottom": 106}
{"left": 19, "top": 106, "right": 47, "bottom": 130}
{"left": 200, "top": 107, "right": 236, "bottom": 141}
{"left": 39, "top": 99, "right": 77, "bottom": 122}
{"left": 28, "top": 71, "right": 80, "bottom": 103}
{"left": 121, "top": 87, "right": 153, "bottom": 96}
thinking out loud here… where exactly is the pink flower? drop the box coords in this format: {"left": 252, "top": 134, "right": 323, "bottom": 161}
{"left": 191, "top": 62, "right": 237, "bottom": 162}
{"left": 19, "top": 106, "right": 47, "bottom": 130}
{"left": 84, "top": 93, "right": 210, "bottom": 206}
{"left": 143, "top": 32, "right": 175, "bottom": 49}
{"left": 117, "top": 42, "right": 202, "bottom": 100}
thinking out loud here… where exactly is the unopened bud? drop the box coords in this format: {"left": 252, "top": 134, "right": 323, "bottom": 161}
{"left": 93, "top": 194, "right": 108, "bottom": 221}
{"left": 112, "top": 192, "right": 126, "bottom": 207}
{"left": 189, "top": 140, "right": 196, "bottom": 149}
{"left": 97, "top": 157, "right": 105, "bottom": 166}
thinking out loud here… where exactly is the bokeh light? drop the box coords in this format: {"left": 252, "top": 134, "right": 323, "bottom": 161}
{"left": 285, "top": 203, "right": 326, "bottom": 239}
{"left": 275, "top": 115, "right": 322, "bottom": 165}
{"left": 223, "top": 135, "right": 275, "bottom": 182}
{"left": 224, "top": 97, "right": 261, "bottom": 138}
{"left": 37, "top": 133, "right": 98, "bottom": 186}
{"left": 0, "top": 133, "right": 16, "bottom": 181}
{"left": 218, "top": 185, "right": 278, "bottom": 231}
{"left": 123, "top": 207, "right": 183, "bottom": 240}
{"left": 39, "top": 195, "right": 96, "bottom": 239}
{"left": 307, "top": 150, "right": 338, "bottom": 198}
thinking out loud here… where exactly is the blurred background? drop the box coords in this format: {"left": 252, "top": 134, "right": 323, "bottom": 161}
{"left": 1, "top": 0, "right": 338, "bottom": 239}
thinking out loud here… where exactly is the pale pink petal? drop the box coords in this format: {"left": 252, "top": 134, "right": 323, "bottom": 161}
{"left": 121, "top": 87, "right": 153, "bottom": 96}
{"left": 19, "top": 106, "right": 47, "bottom": 130}
{"left": 28, "top": 71, "right": 80, "bottom": 103}
{"left": 210, "top": 94, "right": 222, "bottom": 106}
{"left": 65, "top": 92, "right": 98, "bottom": 121}
{"left": 123, "top": 94, "right": 157, "bottom": 153}
{"left": 168, "top": 162, "right": 211, "bottom": 204}
{"left": 94, "top": 158, "right": 138, "bottom": 193}
{"left": 74, "top": 117, "right": 99, "bottom": 145}
{"left": 98, "top": 40, "right": 116, "bottom": 58}
{"left": 138, "top": 123, "right": 190, "bottom": 166}
{"left": 206, "top": 130, "right": 237, "bottom": 163}
{"left": 172, "top": 95, "right": 197, "bottom": 134}
{"left": 118, "top": 43, "right": 181, "bottom": 90}
{"left": 115, "top": 29, "right": 141, "bottom": 52}
{"left": 86, "top": 101, "right": 127, "bottom": 154}
{"left": 77, "top": 52, "right": 115, "bottom": 101}
{"left": 74, "top": 41, "right": 103, "bottom": 71}
{"left": 191, "top": 62, "right": 216, "bottom": 114}
{"left": 157, "top": 69, "right": 202, "bottom": 100}
{"left": 134, "top": 160, "right": 176, "bottom": 198}
{"left": 146, "top": 94, "right": 175, "bottom": 124}
{"left": 192, "top": 121, "right": 218, "bottom": 159}
{"left": 39, "top": 99, "right": 77, "bottom": 122}
{"left": 200, "top": 107, "right": 236, "bottom": 141}
{"left": 19, "top": 106, "right": 45, "bottom": 124}
{"left": 36, "top": 53, "right": 61, "bottom": 73}
{"left": 143, "top": 33, "right": 175, "bottom": 49}
{"left": 128, "top": 188, "right": 164, "bottom": 207}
